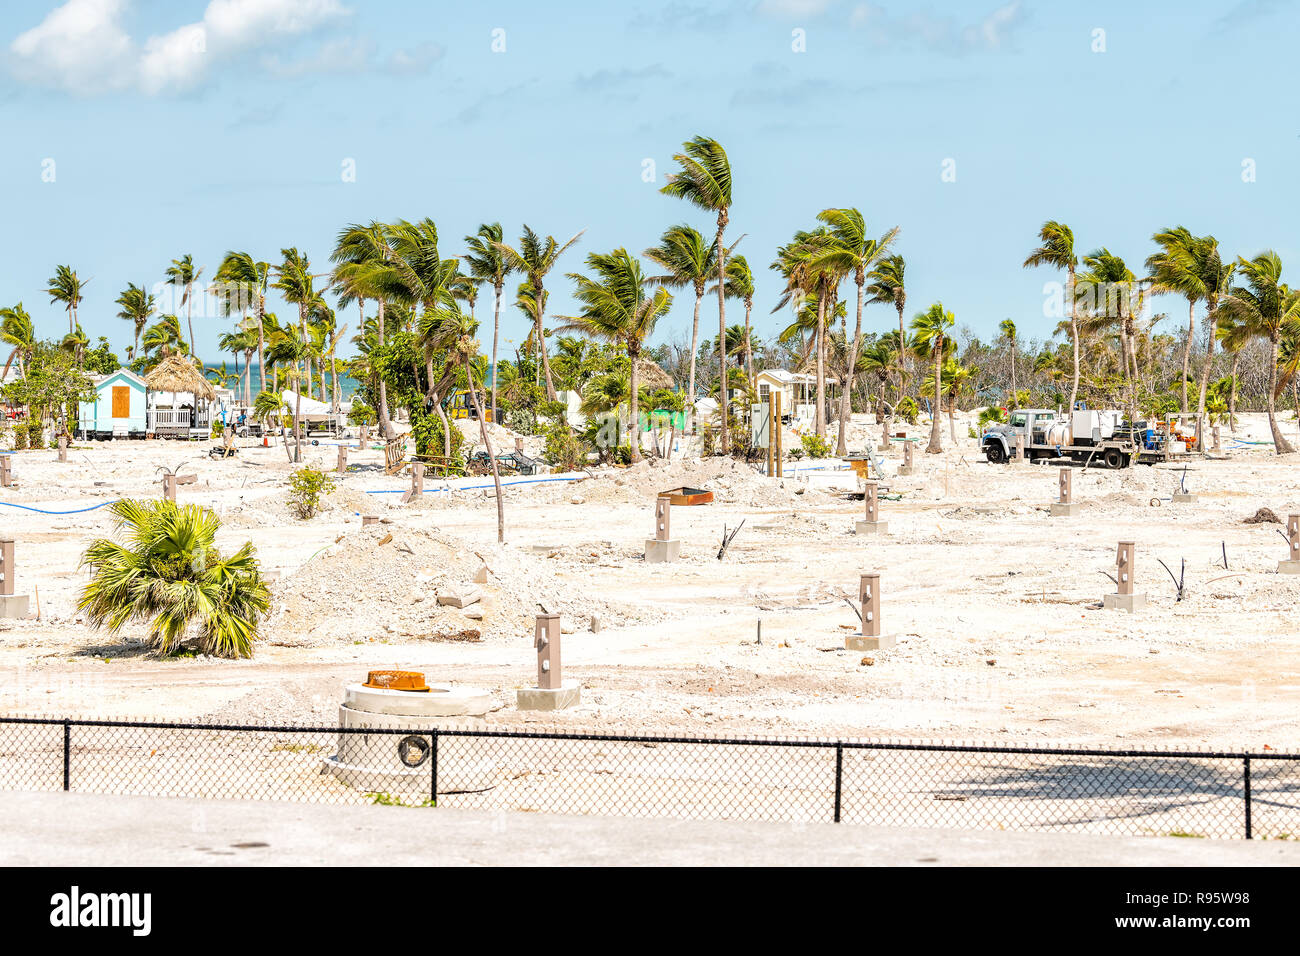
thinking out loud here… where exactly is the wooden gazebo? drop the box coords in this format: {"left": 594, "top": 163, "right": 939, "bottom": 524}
{"left": 145, "top": 355, "right": 217, "bottom": 439}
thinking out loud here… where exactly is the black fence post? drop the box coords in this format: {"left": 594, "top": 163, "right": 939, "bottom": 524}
{"left": 62, "top": 721, "right": 70, "bottom": 792}
{"left": 1243, "top": 756, "right": 1252, "bottom": 840}
{"left": 833, "top": 743, "right": 843, "bottom": 823}
{"left": 430, "top": 730, "right": 439, "bottom": 805}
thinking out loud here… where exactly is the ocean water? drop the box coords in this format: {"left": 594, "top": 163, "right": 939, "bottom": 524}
{"left": 204, "top": 363, "right": 359, "bottom": 399}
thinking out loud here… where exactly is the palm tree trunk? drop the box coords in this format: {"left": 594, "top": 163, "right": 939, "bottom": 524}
{"left": 491, "top": 280, "right": 503, "bottom": 422}
{"left": 1181, "top": 299, "right": 1194, "bottom": 413}
{"left": 715, "top": 211, "right": 729, "bottom": 456}
{"left": 744, "top": 299, "right": 754, "bottom": 383}
{"left": 1067, "top": 265, "right": 1081, "bottom": 411}
{"left": 1229, "top": 353, "right": 1239, "bottom": 432}
{"left": 376, "top": 298, "right": 394, "bottom": 440}
{"left": 836, "top": 278, "right": 865, "bottom": 456}
{"left": 186, "top": 290, "right": 197, "bottom": 366}
{"left": 536, "top": 285, "right": 558, "bottom": 402}
{"left": 629, "top": 350, "right": 641, "bottom": 463}
{"left": 1010, "top": 340, "right": 1017, "bottom": 401}
{"left": 687, "top": 289, "right": 702, "bottom": 430}
{"left": 815, "top": 289, "right": 827, "bottom": 437}
{"left": 435, "top": 402, "right": 452, "bottom": 458}
{"left": 926, "top": 342, "right": 943, "bottom": 453}
{"left": 466, "top": 374, "right": 504, "bottom": 543}
{"left": 256, "top": 301, "right": 267, "bottom": 396}
{"left": 1268, "top": 334, "right": 1296, "bottom": 454}
{"left": 896, "top": 300, "right": 908, "bottom": 391}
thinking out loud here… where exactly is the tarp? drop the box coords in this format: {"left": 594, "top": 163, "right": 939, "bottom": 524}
{"left": 281, "top": 390, "right": 334, "bottom": 419}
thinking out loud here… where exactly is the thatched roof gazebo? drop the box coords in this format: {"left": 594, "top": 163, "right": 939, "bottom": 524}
{"left": 144, "top": 354, "right": 216, "bottom": 400}
{"left": 634, "top": 358, "right": 674, "bottom": 392}
{"left": 145, "top": 354, "right": 216, "bottom": 437}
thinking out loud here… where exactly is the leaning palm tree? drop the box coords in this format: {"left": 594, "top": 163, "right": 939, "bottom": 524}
{"left": 78, "top": 499, "right": 270, "bottom": 659}
{"left": 645, "top": 224, "right": 716, "bottom": 414}
{"left": 910, "top": 303, "right": 955, "bottom": 453}
{"left": 495, "top": 226, "right": 584, "bottom": 402}
{"left": 661, "top": 135, "right": 734, "bottom": 453}
{"left": 814, "top": 207, "right": 900, "bottom": 454}
{"left": 47, "top": 264, "right": 87, "bottom": 339}
{"left": 213, "top": 252, "right": 270, "bottom": 396}
{"left": 1023, "top": 221, "right": 1081, "bottom": 410}
{"left": 142, "top": 314, "right": 187, "bottom": 361}
{"left": 165, "top": 254, "right": 203, "bottom": 361}
{"left": 462, "top": 223, "right": 516, "bottom": 421}
{"left": 0, "top": 303, "right": 37, "bottom": 381}
{"left": 1216, "top": 251, "right": 1300, "bottom": 454}
{"left": 771, "top": 228, "right": 839, "bottom": 437}
{"left": 557, "top": 248, "right": 674, "bottom": 463}
{"left": 331, "top": 222, "right": 397, "bottom": 438}
{"left": 115, "top": 283, "right": 157, "bottom": 361}
{"left": 712, "top": 254, "right": 756, "bottom": 383}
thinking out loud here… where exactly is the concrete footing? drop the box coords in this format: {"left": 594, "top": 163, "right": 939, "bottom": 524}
{"left": 846, "top": 632, "right": 896, "bottom": 652}
{"left": 644, "top": 539, "right": 681, "bottom": 563}
{"left": 854, "top": 520, "right": 889, "bottom": 535}
{"left": 0, "top": 595, "right": 29, "bottom": 618}
{"left": 1278, "top": 561, "right": 1300, "bottom": 575}
{"left": 516, "top": 680, "right": 582, "bottom": 712}
{"left": 1049, "top": 502, "right": 1080, "bottom": 517}
{"left": 1172, "top": 492, "right": 1198, "bottom": 504}
{"left": 1103, "top": 592, "right": 1147, "bottom": 613}
{"left": 897, "top": 466, "right": 915, "bottom": 477}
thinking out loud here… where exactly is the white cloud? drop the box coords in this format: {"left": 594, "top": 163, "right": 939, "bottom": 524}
{"left": 8, "top": 0, "right": 364, "bottom": 95}
{"left": 850, "top": 1, "right": 1026, "bottom": 54}
{"left": 758, "top": 0, "right": 838, "bottom": 16}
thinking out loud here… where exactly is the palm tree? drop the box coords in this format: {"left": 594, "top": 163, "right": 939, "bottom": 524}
{"left": 115, "top": 283, "right": 156, "bottom": 361}
{"left": 999, "top": 318, "right": 1018, "bottom": 403}
{"left": 859, "top": 338, "right": 898, "bottom": 422}
{"left": 1216, "top": 251, "right": 1300, "bottom": 454}
{"left": 62, "top": 324, "right": 89, "bottom": 365}
{"left": 645, "top": 223, "right": 716, "bottom": 416}
{"left": 814, "top": 208, "right": 900, "bottom": 454}
{"left": 495, "top": 226, "right": 583, "bottom": 402}
{"left": 771, "top": 229, "right": 839, "bottom": 437}
{"left": 0, "top": 304, "right": 37, "bottom": 381}
{"left": 713, "top": 254, "right": 756, "bottom": 383}
{"left": 265, "top": 324, "right": 314, "bottom": 462}
{"left": 214, "top": 252, "right": 270, "bottom": 396}
{"left": 923, "top": 356, "right": 973, "bottom": 444}
{"left": 1146, "top": 226, "right": 1210, "bottom": 414}
{"left": 47, "top": 264, "right": 87, "bottom": 339}
{"left": 422, "top": 304, "right": 506, "bottom": 542}
{"left": 1080, "top": 248, "right": 1144, "bottom": 419}
{"left": 866, "top": 255, "right": 908, "bottom": 387}
{"left": 463, "top": 223, "right": 515, "bottom": 422}
{"left": 910, "top": 303, "right": 955, "bottom": 453}
{"left": 78, "top": 499, "right": 270, "bottom": 659}
{"left": 142, "top": 314, "right": 187, "bottom": 360}
{"left": 331, "top": 222, "right": 397, "bottom": 438}
{"left": 661, "top": 136, "right": 734, "bottom": 453}
{"left": 558, "top": 249, "right": 674, "bottom": 463}
{"left": 165, "top": 254, "right": 203, "bottom": 360}
{"left": 272, "top": 247, "right": 325, "bottom": 462}
{"left": 218, "top": 326, "right": 257, "bottom": 405}
{"left": 1023, "top": 221, "right": 1081, "bottom": 410}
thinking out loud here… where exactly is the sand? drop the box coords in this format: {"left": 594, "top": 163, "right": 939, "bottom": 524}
{"left": 1, "top": 411, "right": 1299, "bottom": 751}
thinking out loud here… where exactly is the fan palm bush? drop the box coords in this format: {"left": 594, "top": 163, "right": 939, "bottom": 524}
{"left": 78, "top": 499, "right": 270, "bottom": 658}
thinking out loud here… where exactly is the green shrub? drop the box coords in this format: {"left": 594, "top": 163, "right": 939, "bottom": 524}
{"left": 800, "top": 432, "right": 833, "bottom": 459}
{"left": 13, "top": 425, "right": 27, "bottom": 451}
{"left": 26, "top": 420, "right": 44, "bottom": 449}
{"left": 894, "top": 397, "right": 919, "bottom": 425}
{"left": 978, "top": 406, "right": 1007, "bottom": 430}
{"left": 287, "top": 465, "right": 337, "bottom": 519}
{"left": 409, "top": 410, "right": 465, "bottom": 461}
{"left": 347, "top": 402, "right": 376, "bottom": 427}
{"left": 543, "top": 422, "right": 583, "bottom": 471}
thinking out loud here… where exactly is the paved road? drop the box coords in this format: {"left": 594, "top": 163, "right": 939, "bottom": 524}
{"left": 3, "top": 791, "right": 1297, "bottom": 866}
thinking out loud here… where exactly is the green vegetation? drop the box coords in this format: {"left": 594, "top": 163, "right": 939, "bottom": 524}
{"left": 287, "top": 465, "right": 337, "bottom": 519}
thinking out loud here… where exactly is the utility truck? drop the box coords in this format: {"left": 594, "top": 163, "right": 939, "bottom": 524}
{"left": 981, "top": 408, "right": 1193, "bottom": 469}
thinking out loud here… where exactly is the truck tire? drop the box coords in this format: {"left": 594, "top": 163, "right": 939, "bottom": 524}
{"left": 1103, "top": 448, "right": 1123, "bottom": 469}
{"left": 985, "top": 443, "right": 1006, "bottom": 464}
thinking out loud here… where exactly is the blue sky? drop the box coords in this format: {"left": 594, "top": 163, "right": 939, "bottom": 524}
{"left": 1, "top": 0, "right": 1296, "bottom": 362}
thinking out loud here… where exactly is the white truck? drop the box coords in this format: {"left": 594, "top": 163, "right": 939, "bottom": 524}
{"left": 980, "top": 408, "right": 1184, "bottom": 469}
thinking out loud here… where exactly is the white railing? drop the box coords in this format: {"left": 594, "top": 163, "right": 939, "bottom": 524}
{"left": 148, "top": 407, "right": 212, "bottom": 433}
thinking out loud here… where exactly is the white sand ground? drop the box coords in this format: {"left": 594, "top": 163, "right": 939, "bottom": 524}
{"left": 1, "top": 411, "right": 1298, "bottom": 753}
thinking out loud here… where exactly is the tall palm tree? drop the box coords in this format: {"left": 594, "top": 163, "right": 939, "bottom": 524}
{"left": 380, "top": 219, "right": 460, "bottom": 408}
{"left": 713, "top": 254, "right": 756, "bottom": 383}
{"left": 558, "top": 249, "right": 674, "bottom": 463}
{"left": 115, "top": 283, "right": 156, "bottom": 361}
{"left": 866, "top": 255, "right": 908, "bottom": 389}
{"left": 644, "top": 224, "right": 716, "bottom": 413}
{"left": 771, "top": 229, "right": 838, "bottom": 437}
{"left": 165, "top": 254, "right": 203, "bottom": 361}
{"left": 0, "top": 304, "right": 37, "bottom": 382}
{"left": 1216, "top": 251, "right": 1300, "bottom": 454}
{"left": 1023, "top": 221, "right": 1081, "bottom": 410}
{"left": 814, "top": 208, "right": 900, "bottom": 454}
{"left": 1080, "top": 248, "right": 1144, "bottom": 419}
{"left": 272, "top": 247, "right": 323, "bottom": 462}
{"left": 47, "top": 264, "right": 86, "bottom": 339}
{"left": 218, "top": 326, "right": 257, "bottom": 405}
{"left": 331, "top": 222, "right": 396, "bottom": 438}
{"left": 999, "top": 318, "right": 1018, "bottom": 403}
{"left": 62, "top": 324, "right": 89, "bottom": 365}
{"left": 495, "top": 226, "right": 584, "bottom": 402}
{"left": 78, "top": 499, "right": 270, "bottom": 659}
{"left": 463, "top": 223, "right": 515, "bottom": 422}
{"left": 910, "top": 303, "right": 955, "bottom": 453}
{"left": 661, "top": 135, "right": 734, "bottom": 453}
{"left": 924, "top": 356, "right": 972, "bottom": 444}
{"left": 142, "top": 314, "right": 187, "bottom": 360}
{"left": 859, "top": 338, "right": 898, "bottom": 422}
{"left": 1145, "top": 226, "right": 1208, "bottom": 414}
{"left": 214, "top": 252, "right": 270, "bottom": 396}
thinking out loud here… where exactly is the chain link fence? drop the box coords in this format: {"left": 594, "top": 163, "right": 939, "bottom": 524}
{"left": 1, "top": 717, "right": 1296, "bottom": 839}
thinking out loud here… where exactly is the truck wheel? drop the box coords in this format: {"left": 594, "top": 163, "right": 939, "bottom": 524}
{"left": 985, "top": 444, "right": 1006, "bottom": 464}
{"left": 1103, "top": 448, "right": 1123, "bottom": 469}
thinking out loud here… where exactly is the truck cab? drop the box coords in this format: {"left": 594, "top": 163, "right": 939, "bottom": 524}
{"left": 981, "top": 409, "right": 1065, "bottom": 463}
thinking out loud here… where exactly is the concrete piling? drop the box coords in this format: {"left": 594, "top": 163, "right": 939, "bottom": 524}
{"left": 0, "top": 537, "right": 30, "bottom": 618}
{"left": 855, "top": 480, "right": 889, "bottom": 535}
{"left": 517, "top": 612, "right": 580, "bottom": 711}
{"left": 1104, "top": 540, "right": 1147, "bottom": 612}
{"left": 644, "top": 495, "right": 680, "bottom": 563}
{"left": 1280, "top": 515, "right": 1300, "bottom": 575}
{"left": 846, "top": 572, "right": 894, "bottom": 651}
{"left": 1050, "top": 468, "right": 1079, "bottom": 517}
